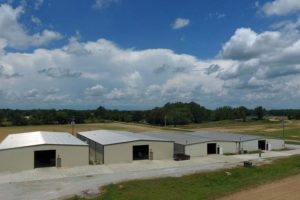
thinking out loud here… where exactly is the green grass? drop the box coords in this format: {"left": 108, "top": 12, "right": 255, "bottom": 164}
{"left": 286, "top": 140, "right": 300, "bottom": 145}
{"left": 67, "top": 155, "right": 300, "bottom": 200}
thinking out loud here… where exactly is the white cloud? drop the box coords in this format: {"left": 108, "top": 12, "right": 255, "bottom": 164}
{"left": 0, "top": 4, "right": 61, "bottom": 49}
{"left": 172, "top": 18, "right": 190, "bottom": 30}
{"left": 92, "top": 0, "right": 119, "bottom": 9}
{"left": 85, "top": 84, "right": 105, "bottom": 96}
{"left": 1, "top": 15, "right": 300, "bottom": 108}
{"left": 262, "top": 0, "right": 300, "bottom": 16}
{"left": 31, "top": 15, "right": 41, "bottom": 25}
{"left": 209, "top": 12, "right": 226, "bottom": 19}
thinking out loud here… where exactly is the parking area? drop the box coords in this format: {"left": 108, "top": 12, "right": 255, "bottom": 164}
{"left": 0, "top": 145, "right": 299, "bottom": 200}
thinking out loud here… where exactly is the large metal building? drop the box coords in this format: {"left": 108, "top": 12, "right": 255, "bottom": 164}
{"left": 188, "top": 131, "right": 285, "bottom": 152}
{"left": 0, "top": 131, "right": 89, "bottom": 172}
{"left": 77, "top": 130, "right": 174, "bottom": 164}
{"left": 144, "top": 131, "right": 285, "bottom": 157}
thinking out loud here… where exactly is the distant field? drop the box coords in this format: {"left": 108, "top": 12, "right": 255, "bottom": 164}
{"left": 1, "top": 120, "right": 299, "bottom": 142}
{"left": 0, "top": 122, "right": 163, "bottom": 142}
{"left": 177, "top": 120, "right": 300, "bottom": 141}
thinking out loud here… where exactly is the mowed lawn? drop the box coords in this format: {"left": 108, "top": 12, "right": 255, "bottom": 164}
{"left": 68, "top": 155, "right": 300, "bottom": 200}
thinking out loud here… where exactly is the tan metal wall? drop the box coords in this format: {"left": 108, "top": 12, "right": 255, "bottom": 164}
{"left": 185, "top": 141, "right": 238, "bottom": 156}
{"left": 217, "top": 141, "right": 238, "bottom": 154}
{"left": 241, "top": 140, "right": 259, "bottom": 152}
{"left": 0, "top": 145, "right": 89, "bottom": 172}
{"left": 185, "top": 143, "right": 207, "bottom": 156}
{"left": 104, "top": 141, "right": 173, "bottom": 164}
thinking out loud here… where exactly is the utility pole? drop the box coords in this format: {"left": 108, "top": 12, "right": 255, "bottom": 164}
{"left": 164, "top": 115, "right": 167, "bottom": 127}
{"left": 71, "top": 116, "right": 75, "bottom": 135}
{"left": 282, "top": 117, "right": 285, "bottom": 147}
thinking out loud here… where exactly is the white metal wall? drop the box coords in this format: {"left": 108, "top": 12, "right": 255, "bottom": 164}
{"left": 266, "top": 139, "right": 285, "bottom": 150}
{"left": 241, "top": 140, "right": 259, "bottom": 152}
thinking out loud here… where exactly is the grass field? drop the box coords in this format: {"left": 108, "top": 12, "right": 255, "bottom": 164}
{"left": 67, "top": 155, "right": 300, "bottom": 200}
{"left": 177, "top": 120, "right": 300, "bottom": 142}
{"left": 0, "top": 120, "right": 299, "bottom": 142}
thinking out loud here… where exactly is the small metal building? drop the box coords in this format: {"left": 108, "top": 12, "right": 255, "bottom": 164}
{"left": 77, "top": 130, "right": 174, "bottom": 164}
{"left": 188, "top": 131, "right": 285, "bottom": 152}
{"left": 0, "top": 131, "right": 89, "bottom": 172}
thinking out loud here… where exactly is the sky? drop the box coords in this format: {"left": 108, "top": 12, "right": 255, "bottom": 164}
{"left": 0, "top": 0, "right": 300, "bottom": 110}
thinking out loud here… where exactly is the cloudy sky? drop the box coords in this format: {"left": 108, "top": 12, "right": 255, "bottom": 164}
{"left": 0, "top": 0, "right": 300, "bottom": 110}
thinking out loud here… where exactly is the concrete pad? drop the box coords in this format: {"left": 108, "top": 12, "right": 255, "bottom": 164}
{"left": 0, "top": 148, "right": 300, "bottom": 200}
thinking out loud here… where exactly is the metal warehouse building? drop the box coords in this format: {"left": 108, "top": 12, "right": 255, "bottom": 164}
{"left": 144, "top": 131, "right": 285, "bottom": 157}
{"left": 188, "top": 131, "right": 285, "bottom": 153}
{"left": 0, "top": 131, "right": 89, "bottom": 172}
{"left": 143, "top": 132, "right": 220, "bottom": 157}
{"left": 77, "top": 130, "right": 174, "bottom": 164}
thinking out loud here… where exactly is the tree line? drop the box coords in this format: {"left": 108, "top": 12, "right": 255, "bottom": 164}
{"left": 0, "top": 102, "right": 298, "bottom": 126}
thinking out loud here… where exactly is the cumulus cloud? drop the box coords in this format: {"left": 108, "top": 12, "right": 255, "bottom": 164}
{"left": 0, "top": 4, "right": 61, "bottom": 49}
{"left": 0, "top": 36, "right": 227, "bottom": 108}
{"left": 262, "top": 0, "right": 300, "bottom": 16}
{"left": 85, "top": 84, "right": 105, "bottom": 96}
{"left": 24, "top": 89, "right": 39, "bottom": 99}
{"left": 0, "top": 65, "right": 21, "bottom": 78}
{"left": 38, "top": 67, "right": 81, "bottom": 78}
{"left": 2, "top": 14, "right": 300, "bottom": 108}
{"left": 172, "top": 18, "right": 190, "bottom": 29}
{"left": 212, "top": 16, "right": 300, "bottom": 105}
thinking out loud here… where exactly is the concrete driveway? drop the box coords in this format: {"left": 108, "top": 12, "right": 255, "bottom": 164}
{"left": 0, "top": 145, "right": 299, "bottom": 200}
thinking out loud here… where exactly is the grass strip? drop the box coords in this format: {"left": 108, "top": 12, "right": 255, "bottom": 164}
{"left": 68, "top": 155, "right": 300, "bottom": 200}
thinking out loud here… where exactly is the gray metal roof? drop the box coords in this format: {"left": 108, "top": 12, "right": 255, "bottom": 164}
{"left": 0, "top": 131, "right": 88, "bottom": 150}
{"left": 142, "top": 131, "right": 216, "bottom": 145}
{"left": 78, "top": 130, "right": 172, "bottom": 145}
{"left": 187, "top": 131, "right": 263, "bottom": 142}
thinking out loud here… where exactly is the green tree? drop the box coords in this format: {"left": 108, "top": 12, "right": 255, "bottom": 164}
{"left": 255, "top": 106, "right": 265, "bottom": 120}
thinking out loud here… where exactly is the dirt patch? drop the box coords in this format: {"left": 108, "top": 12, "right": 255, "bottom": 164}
{"left": 218, "top": 173, "right": 300, "bottom": 200}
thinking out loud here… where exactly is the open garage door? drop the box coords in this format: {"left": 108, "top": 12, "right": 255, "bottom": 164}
{"left": 207, "top": 143, "right": 217, "bottom": 154}
{"left": 133, "top": 145, "right": 149, "bottom": 160}
{"left": 258, "top": 140, "right": 266, "bottom": 150}
{"left": 34, "top": 150, "right": 56, "bottom": 168}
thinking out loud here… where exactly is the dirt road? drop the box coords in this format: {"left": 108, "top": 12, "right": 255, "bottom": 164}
{"left": 219, "top": 173, "right": 300, "bottom": 200}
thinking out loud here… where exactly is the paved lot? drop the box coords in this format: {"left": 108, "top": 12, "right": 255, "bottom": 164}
{"left": 0, "top": 145, "right": 299, "bottom": 200}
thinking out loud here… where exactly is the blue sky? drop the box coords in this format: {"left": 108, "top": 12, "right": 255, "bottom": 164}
{"left": 0, "top": 0, "right": 300, "bottom": 110}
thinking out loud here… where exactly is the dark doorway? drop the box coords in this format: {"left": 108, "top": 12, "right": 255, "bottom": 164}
{"left": 133, "top": 145, "right": 149, "bottom": 160}
{"left": 258, "top": 140, "right": 266, "bottom": 150}
{"left": 34, "top": 150, "right": 56, "bottom": 168}
{"left": 207, "top": 143, "right": 217, "bottom": 154}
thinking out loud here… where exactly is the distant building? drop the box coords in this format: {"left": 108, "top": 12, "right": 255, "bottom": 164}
{"left": 144, "top": 131, "right": 285, "bottom": 156}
